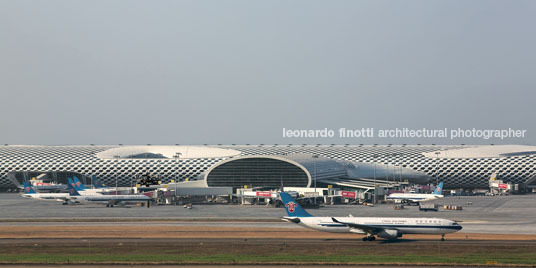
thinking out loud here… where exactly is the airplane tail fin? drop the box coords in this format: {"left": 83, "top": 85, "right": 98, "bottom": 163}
{"left": 279, "top": 192, "right": 312, "bottom": 217}
{"left": 92, "top": 175, "right": 105, "bottom": 188}
{"left": 68, "top": 177, "right": 77, "bottom": 191}
{"left": 73, "top": 176, "right": 87, "bottom": 190}
{"left": 67, "top": 179, "right": 81, "bottom": 196}
{"left": 23, "top": 181, "right": 37, "bottom": 194}
{"left": 433, "top": 182, "right": 444, "bottom": 195}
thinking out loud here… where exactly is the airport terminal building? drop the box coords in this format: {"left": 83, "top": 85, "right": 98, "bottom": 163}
{"left": 1, "top": 144, "right": 536, "bottom": 190}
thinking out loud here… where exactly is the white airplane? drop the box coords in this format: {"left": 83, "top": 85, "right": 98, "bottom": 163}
{"left": 280, "top": 192, "right": 461, "bottom": 241}
{"left": 67, "top": 179, "right": 152, "bottom": 207}
{"left": 386, "top": 182, "right": 444, "bottom": 204}
{"left": 69, "top": 177, "right": 105, "bottom": 195}
{"left": 21, "top": 181, "right": 70, "bottom": 203}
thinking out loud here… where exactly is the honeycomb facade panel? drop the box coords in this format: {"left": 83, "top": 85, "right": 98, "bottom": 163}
{"left": 0, "top": 145, "right": 535, "bottom": 188}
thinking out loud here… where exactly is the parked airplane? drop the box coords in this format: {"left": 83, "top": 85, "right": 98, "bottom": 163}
{"left": 68, "top": 178, "right": 104, "bottom": 195}
{"left": 91, "top": 175, "right": 109, "bottom": 189}
{"left": 386, "top": 182, "right": 444, "bottom": 204}
{"left": 29, "top": 180, "right": 67, "bottom": 192}
{"left": 67, "top": 180, "right": 152, "bottom": 207}
{"left": 280, "top": 192, "right": 461, "bottom": 241}
{"left": 21, "top": 181, "right": 70, "bottom": 204}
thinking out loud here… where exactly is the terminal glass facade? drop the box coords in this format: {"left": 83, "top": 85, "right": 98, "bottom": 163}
{"left": 206, "top": 158, "right": 308, "bottom": 188}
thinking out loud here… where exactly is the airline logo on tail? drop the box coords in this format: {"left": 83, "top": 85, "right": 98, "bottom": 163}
{"left": 23, "top": 182, "right": 37, "bottom": 194}
{"left": 433, "top": 182, "right": 444, "bottom": 195}
{"left": 67, "top": 179, "right": 81, "bottom": 196}
{"left": 73, "top": 177, "right": 87, "bottom": 190}
{"left": 92, "top": 175, "right": 105, "bottom": 188}
{"left": 280, "top": 192, "right": 312, "bottom": 217}
{"left": 68, "top": 178, "right": 76, "bottom": 189}
{"left": 285, "top": 201, "right": 298, "bottom": 213}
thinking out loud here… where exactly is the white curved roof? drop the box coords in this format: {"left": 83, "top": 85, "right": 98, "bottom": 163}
{"left": 96, "top": 146, "right": 241, "bottom": 159}
{"left": 423, "top": 145, "right": 536, "bottom": 158}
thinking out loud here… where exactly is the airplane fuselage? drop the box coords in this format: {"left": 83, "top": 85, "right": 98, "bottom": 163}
{"left": 387, "top": 193, "right": 444, "bottom": 203}
{"left": 21, "top": 193, "right": 69, "bottom": 201}
{"left": 68, "top": 194, "right": 150, "bottom": 203}
{"left": 287, "top": 216, "right": 461, "bottom": 235}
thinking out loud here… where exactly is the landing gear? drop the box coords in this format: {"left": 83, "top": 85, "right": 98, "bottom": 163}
{"left": 362, "top": 236, "right": 376, "bottom": 241}
{"left": 441, "top": 234, "right": 445, "bottom": 241}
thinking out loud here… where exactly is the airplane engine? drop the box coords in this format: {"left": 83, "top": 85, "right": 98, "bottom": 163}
{"left": 349, "top": 228, "right": 365, "bottom": 234}
{"left": 377, "top": 229, "right": 401, "bottom": 239}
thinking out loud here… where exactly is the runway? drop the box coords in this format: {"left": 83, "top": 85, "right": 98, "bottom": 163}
{"left": 3, "top": 193, "right": 536, "bottom": 235}
{"left": 0, "top": 223, "right": 535, "bottom": 240}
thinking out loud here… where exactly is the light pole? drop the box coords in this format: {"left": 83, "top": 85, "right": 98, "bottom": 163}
{"left": 312, "top": 154, "right": 319, "bottom": 205}
{"left": 435, "top": 152, "right": 441, "bottom": 186}
{"left": 391, "top": 153, "right": 397, "bottom": 186}
{"left": 113, "top": 155, "right": 120, "bottom": 195}
{"left": 386, "top": 160, "right": 389, "bottom": 183}
{"left": 173, "top": 152, "right": 182, "bottom": 198}
{"left": 399, "top": 154, "right": 403, "bottom": 184}
{"left": 373, "top": 154, "right": 378, "bottom": 204}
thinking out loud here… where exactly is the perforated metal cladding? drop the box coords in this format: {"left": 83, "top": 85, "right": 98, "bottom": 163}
{"left": 0, "top": 146, "right": 222, "bottom": 187}
{"left": 0, "top": 145, "right": 535, "bottom": 188}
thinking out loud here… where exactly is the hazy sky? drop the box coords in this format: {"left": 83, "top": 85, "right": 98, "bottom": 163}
{"left": 1, "top": 1, "right": 535, "bottom": 145}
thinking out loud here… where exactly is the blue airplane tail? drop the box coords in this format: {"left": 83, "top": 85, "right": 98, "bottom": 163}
{"left": 23, "top": 181, "right": 37, "bottom": 194}
{"left": 280, "top": 192, "right": 312, "bottom": 217}
{"left": 433, "top": 182, "right": 444, "bottom": 195}
{"left": 68, "top": 177, "right": 77, "bottom": 190}
{"left": 67, "top": 179, "right": 81, "bottom": 196}
{"left": 92, "top": 175, "right": 105, "bottom": 188}
{"left": 73, "top": 176, "right": 87, "bottom": 190}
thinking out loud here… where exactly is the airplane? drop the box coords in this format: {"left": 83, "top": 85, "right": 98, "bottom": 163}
{"left": 280, "top": 192, "right": 461, "bottom": 241}
{"left": 72, "top": 176, "right": 135, "bottom": 194}
{"left": 21, "top": 181, "right": 70, "bottom": 204}
{"left": 91, "top": 175, "right": 110, "bottom": 189}
{"left": 73, "top": 177, "right": 108, "bottom": 193}
{"left": 67, "top": 179, "right": 152, "bottom": 207}
{"left": 68, "top": 178, "right": 104, "bottom": 195}
{"left": 29, "top": 181, "right": 67, "bottom": 192}
{"left": 386, "top": 182, "right": 444, "bottom": 204}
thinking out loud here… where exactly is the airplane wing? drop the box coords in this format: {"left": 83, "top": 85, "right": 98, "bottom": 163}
{"left": 331, "top": 217, "right": 386, "bottom": 235}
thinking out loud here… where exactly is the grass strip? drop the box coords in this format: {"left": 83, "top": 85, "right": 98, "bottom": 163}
{"left": 1, "top": 253, "right": 536, "bottom": 265}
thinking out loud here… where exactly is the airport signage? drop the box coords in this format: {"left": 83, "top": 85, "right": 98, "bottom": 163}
{"left": 341, "top": 191, "right": 356, "bottom": 199}
{"left": 256, "top": 191, "right": 272, "bottom": 197}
